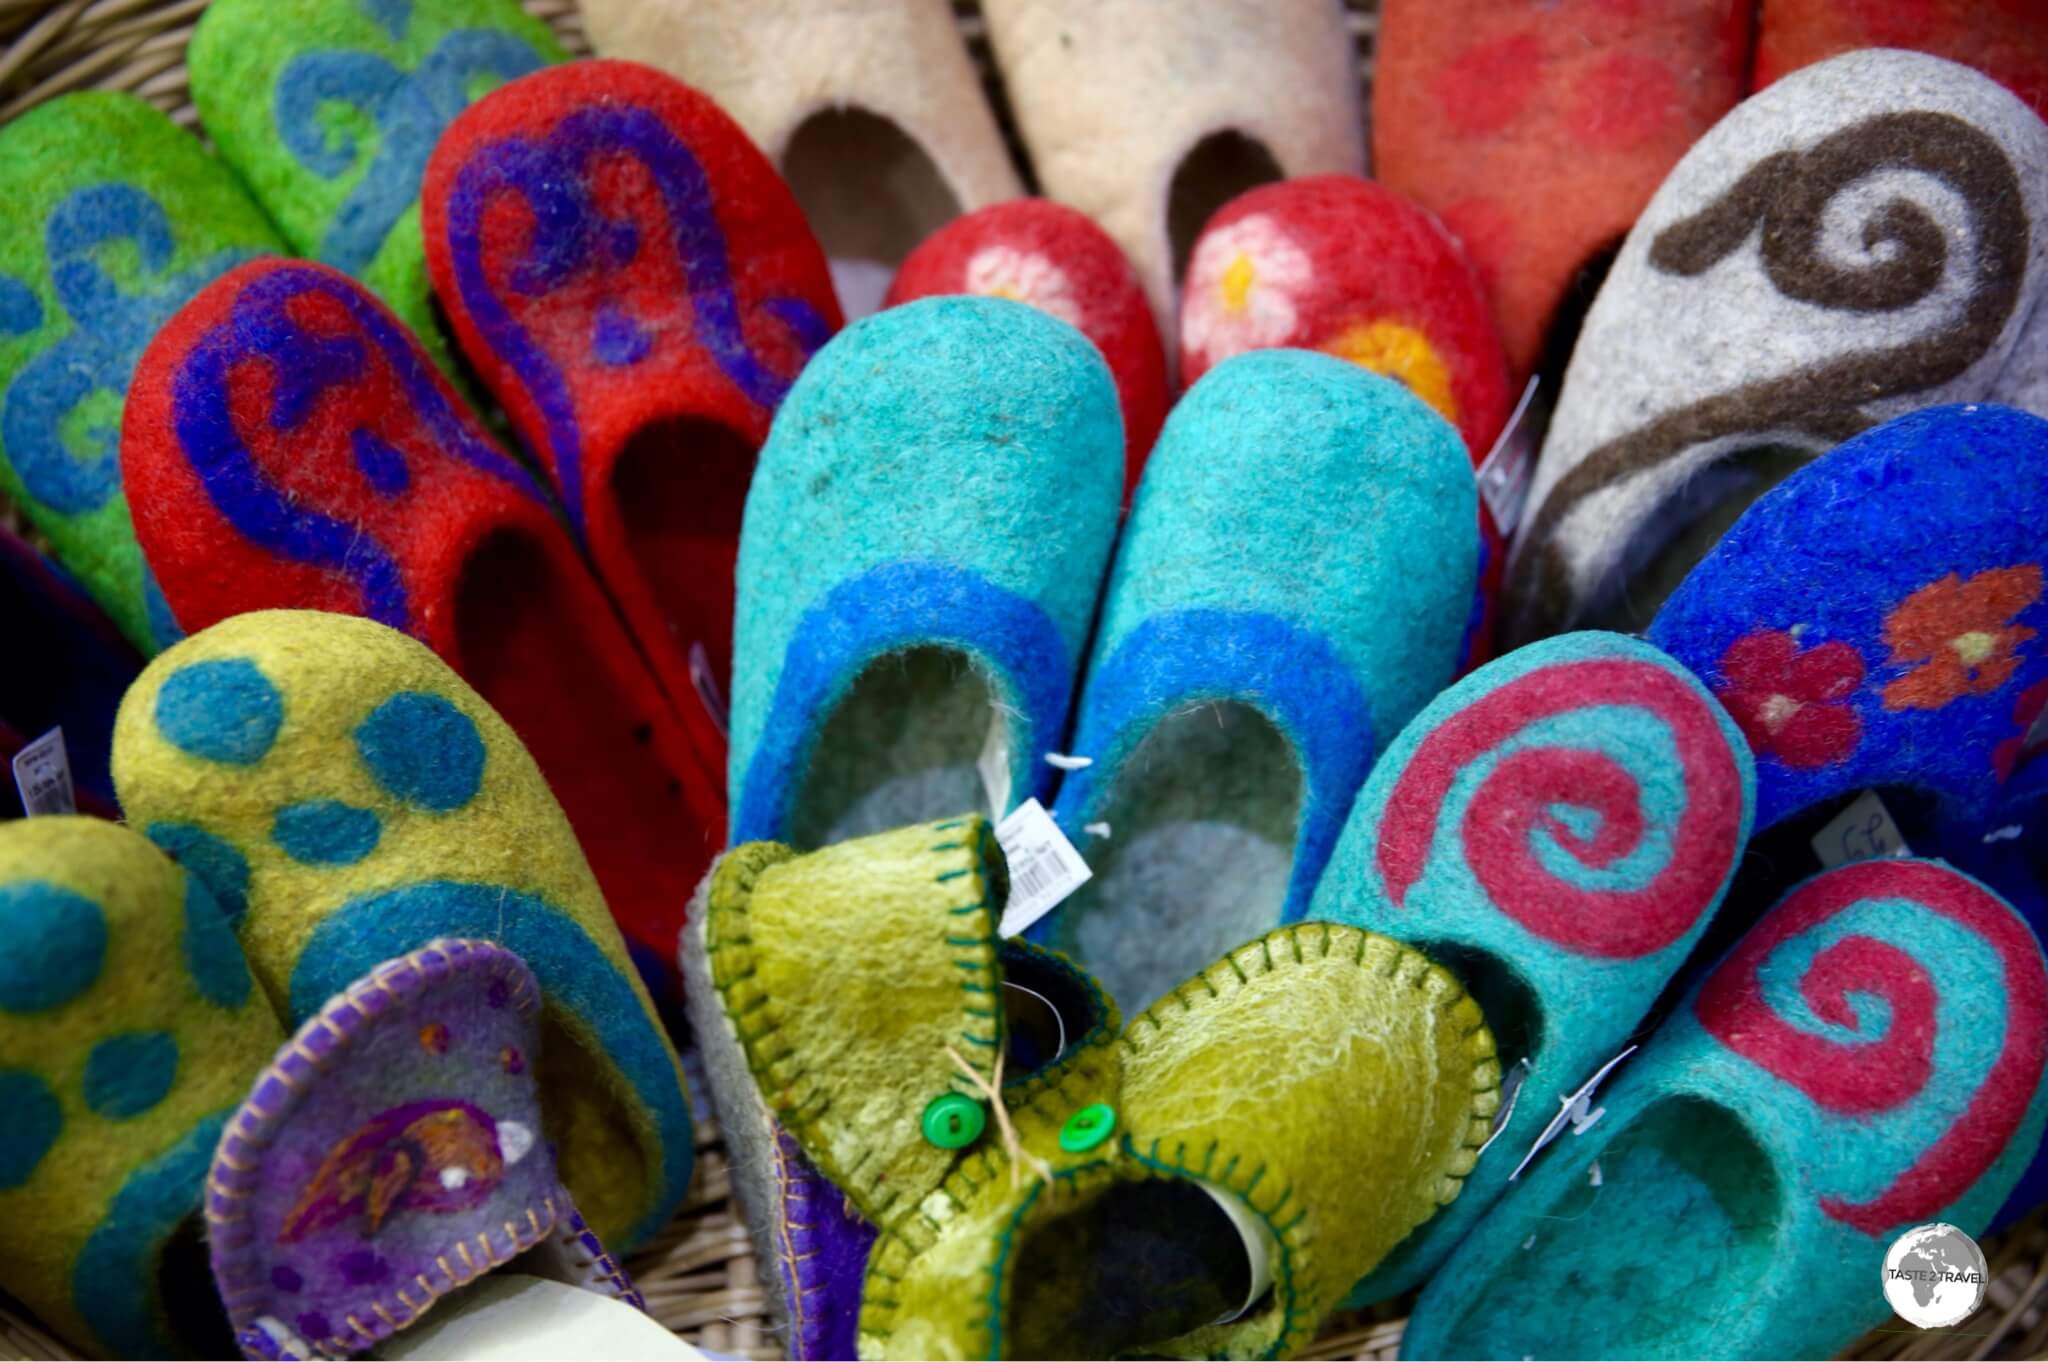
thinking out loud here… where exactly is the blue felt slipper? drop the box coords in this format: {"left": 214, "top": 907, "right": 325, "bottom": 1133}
{"left": 1033, "top": 349, "right": 1479, "bottom": 1012}
{"left": 1402, "top": 856, "right": 2048, "bottom": 1360}
{"left": 1649, "top": 403, "right": 2048, "bottom": 836}
{"left": 1311, "top": 630, "right": 1754, "bottom": 1303}
{"left": 729, "top": 296, "right": 1123, "bottom": 846}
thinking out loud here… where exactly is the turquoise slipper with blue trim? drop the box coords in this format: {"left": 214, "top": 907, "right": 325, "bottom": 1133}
{"left": 729, "top": 295, "right": 1123, "bottom": 847}
{"left": 1033, "top": 349, "right": 1478, "bottom": 1013}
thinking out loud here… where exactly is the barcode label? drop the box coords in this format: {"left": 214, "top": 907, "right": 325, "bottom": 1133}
{"left": 12, "top": 727, "right": 76, "bottom": 818}
{"left": 995, "top": 798, "right": 1091, "bottom": 937}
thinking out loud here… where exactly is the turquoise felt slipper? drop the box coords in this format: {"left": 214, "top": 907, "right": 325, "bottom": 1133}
{"left": 1312, "top": 630, "right": 1754, "bottom": 1304}
{"left": 729, "top": 296, "right": 1123, "bottom": 846}
{"left": 1034, "top": 349, "right": 1478, "bottom": 1013}
{"left": 1402, "top": 856, "right": 2048, "bottom": 1360}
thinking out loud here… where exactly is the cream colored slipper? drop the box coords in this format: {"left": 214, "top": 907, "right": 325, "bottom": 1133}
{"left": 980, "top": 0, "right": 1365, "bottom": 329}
{"left": 580, "top": 0, "right": 1022, "bottom": 317}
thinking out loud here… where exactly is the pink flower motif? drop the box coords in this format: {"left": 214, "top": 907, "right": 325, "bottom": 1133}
{"left": 1179, "top": 214, "right": 1312, "bottom": 368}
{"left": 963, "top": 246, "right": 1083, "bottom": 328}
{"left": 1715, "top": 629, "right": 1866, "bottom": 769}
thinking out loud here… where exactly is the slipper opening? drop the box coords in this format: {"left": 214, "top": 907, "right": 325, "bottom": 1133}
{"left": 999, "top": 944, "right": 1107, "bottom": 1081}
{"left": 534, "top": 1014, "right": 650, "bottom": 1252}
{"left": 453, "top": 527, "right": 708, "bottom": 942}
{"left": 1432, "top": 1095, "right": 1779, "bottom": 1357}
{"left": 1063, "top": 701, "right": 1302, "bottom": 1014}
{"left": 1420, "top": 941, "right": 1543, "bottom": 1082}
{"left": 612, "top": 414, "right": 756, "bottom": 711}
{"left": 161, "top": 1211, "right": 235, "bottom": 1355}
{"left": 1005, "top": 1177, "right": 1256, "bottom": 1358}
{"left": 782, "top": 108, "right": 962, "bottom": 319}
{"left": 787, "top": 646, "right": 1003, "bottom": 849}
{"left": 1167, "top": 132, "right": 1283, "bottom": 290}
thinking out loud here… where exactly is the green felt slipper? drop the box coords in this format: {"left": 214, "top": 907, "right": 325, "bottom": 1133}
{"left": 0, "top": 816, "right": 284, "bottom": 1358}
{"left": 688, "top": 817, "right": 1501, "bottom": 1360}
{"left": 0, "top": 91, "right": 285, "bottom": 652}
{"left": 189, "top": 0, "right": 563, "bottom": 381}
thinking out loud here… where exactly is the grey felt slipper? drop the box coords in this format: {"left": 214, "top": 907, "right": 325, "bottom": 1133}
{"left": 1502, "top": 48, "right": 2048, "bottom": 647}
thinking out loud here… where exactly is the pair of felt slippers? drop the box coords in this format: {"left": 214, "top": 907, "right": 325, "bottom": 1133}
{"left": 0, "top": 607, "right": 698, "bottom": 1358}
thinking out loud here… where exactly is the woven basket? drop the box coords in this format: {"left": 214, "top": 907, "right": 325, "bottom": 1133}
{"left": 2, "top": 2, "right": 2046, "bottom": 1358}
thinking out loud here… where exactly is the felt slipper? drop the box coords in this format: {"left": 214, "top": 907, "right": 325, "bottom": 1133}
{"left": 687, "top": 816, "right": 1501, "bottom": 1360}
{"left": 120, "top": 256, "right": 722, "bottom": 989}
{"left": 1371, "top": 0, "right": 1748, "bottom": 380}
{"left": 189, "top": 0, "right": 562, "bottom": 385}
{"left": 728, "top": 295, "right": 1122, "bottom": 846}
{"left": 1504, "top": 49, "right": 2048, "bottom": 647}
{"left": 1402, "top": 857, "right": 2048, "bottom": 1360}
{"left": 1309, "top": 631, "right": 1754, "bottom": 1303}
{"left": 1756, "top": 1, "right": 2048, "bottom": 124}
{"left": 887, "top": 198, "right": 1169, "bottom": 498}
{"left": 0, "top": 91, "right": 285, "bottom": 654}
{"left": 1648, "top": 403, "right": 2048, "bottom": 836}
{"left": 0, "top": 526, "right": 142, "bottom": 818}
{"left": 206, "top": 938, "right": 649, "bottom": 1360}
{"left": 422, "top": 59, "right": 843, "bottom": 756}
{"left": 108, "top": 608, "right": 694, "bottom": 1253}
{"left": 1035, "top": 349, "right": 1478, "bottom": 1014}
{"left": 979, "top": 0, "right": 1365, "bottom": 329}
{"left": 1177, "top": 173, "right": 1516, "bottom": 661}
{"left": 0, "top": 816, "right": 284, "bottom": 1358}
{"left": 581, "top": 0, "right": 1021, "bottom": 320}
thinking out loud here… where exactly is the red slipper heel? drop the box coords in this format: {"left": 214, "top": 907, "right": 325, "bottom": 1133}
{"left": 422, "top": 60, "right": 842, "bottom": 772}
{"left": 121, "top": 258, "right": 723, "bottom": 989}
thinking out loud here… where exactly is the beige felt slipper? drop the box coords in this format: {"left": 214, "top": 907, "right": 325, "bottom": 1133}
{"left": 980, "top": 0, "right": 1365, "bottom": 331}
{"left": 580, "top": 0, "right": 1022, "bottom": 318}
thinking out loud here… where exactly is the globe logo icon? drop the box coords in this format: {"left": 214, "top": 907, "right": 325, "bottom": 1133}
{"left": 1882, "top": 1222, "right": 1988, "bottom": 1329}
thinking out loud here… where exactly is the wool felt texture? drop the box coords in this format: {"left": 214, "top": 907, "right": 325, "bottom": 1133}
{"left": 1177, "top": 173, "right": 1515, "bottom": 664}
{"left": 1403, "top": 857, "right": 2048, "bottom": 1361}
{"left": 1755, "top": 1, "right": 2048, "bottom": 124}
{"left": 108, "top": 609, "right": 694, "bottom": 1255}
{"left": 208, "top": 938, "right": 646, "bottom": 1360}
{"left": 728, "top": 295, "right": 1123, "bottom": 846}
{"left": 978, "top": 0, "right": 1365, "bottom": 334}
{"left": 119, "top": 257, "right": 722, "bottom": 988}
{"left": 0, "top": 91, "right": 287, "bottom": 654}
{"left": 1505, "top": 49, "right": 2048, "bottom": 648}
{"left": 0, "top": 526, "right": 142, "bottom": 817}
{"left": 188, "top": 0, "right": 563, "bottom": 387}
{"left": 422, "top": 60, "right": 842, "bottom": 765}
{"left": 692, "top": 821, "right": 1501, "bottom": 1360}
{"left": 1308, "top": 630, "right": 1756, "bottom": 1305}
{"left": 579, "top": 0, "right": 1021, "bottom": 320}
{"left": 886, "top": 198, "right": 1168, "bottom": 499}
{"left": 0, "top": 816, "right": 284, "bottom": 1359}
{"left": 1648, "top": 403, "right": 2048, "bottom": 836}
{"left": 1037, "top": 349, "right": 1479, "bottom": 1015}
{"left": 1371, "top": 0, "right": 1748, "bottom": 381}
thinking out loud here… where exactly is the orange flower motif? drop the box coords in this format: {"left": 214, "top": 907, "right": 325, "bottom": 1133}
{"left": 1881, "top": 566, "right": 2042, "bottom": 711}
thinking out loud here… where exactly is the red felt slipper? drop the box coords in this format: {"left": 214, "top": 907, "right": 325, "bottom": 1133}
{"left": 1177, "top": 174, "right": 1513, "bottom": 662}
{"left": 1755, "top": 0, "right": 2048, "bottom": 122}
{"left": 120, "top": 257, "right": 723, "bottom": 991}
{"left": 421, "top": 59, "right": 842, "bottom": 766}
{"left": 886, "top": 198, "right": 1168, "bottom": 498}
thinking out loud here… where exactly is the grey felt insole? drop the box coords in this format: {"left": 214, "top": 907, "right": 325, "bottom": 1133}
{"left": 1063, "top": 701, "right": 1301, "bottom": 1014}
{"left": 788, "top": 646, "right": 998, "bottom": 850}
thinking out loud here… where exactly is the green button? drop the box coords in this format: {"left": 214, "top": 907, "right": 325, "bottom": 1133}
{"left": 921, "top": 1092, "right": 986, "bottom": 1150}
{"left": 1059, "top": 1102, "right": 1116, "bottom": 1153}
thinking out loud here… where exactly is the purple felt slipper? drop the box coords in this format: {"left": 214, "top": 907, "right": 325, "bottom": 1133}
{"left": 204, "top": 939, "right": 644, "bottom": 1360}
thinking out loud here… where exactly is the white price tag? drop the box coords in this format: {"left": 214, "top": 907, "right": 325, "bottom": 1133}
{"left": 994, "top": 798, "right": 1091, "bottom": 937}
{"left": 11, "top": 727, "right": 75, "bottom": 818}
{"left": 1811, "top": 791, "right": 1911, "bottom": 869}
{"left": 977, "top": 710, "right": 1012, "bottom": 818}
{"left": 1475, "top": 376, "right": 1542, "bottom": 538}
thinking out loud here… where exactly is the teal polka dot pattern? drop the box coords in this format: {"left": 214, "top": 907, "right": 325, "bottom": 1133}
{"left": 155, "top": 658, "right": 283, "bottom": 765}
{"left": 0, "top": 881, "right": 107, "bottom": 1012}
{"left": 354, "top": 692, "right": 486, "bottom": 811}
{"left": 83, "top": 1031, "right": 179, "bottom": 1119}
{"left": 0, "top": 1069, "right": 62, "bottom": 1188}
{"left": 146, "top": 822, "right": 252, "bottom": 928}
{"left": 181, "top": 873, "right": 252, "bottom": 1010}
{"left": 273, "top": 801, "right": 382, "bottom": 866}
